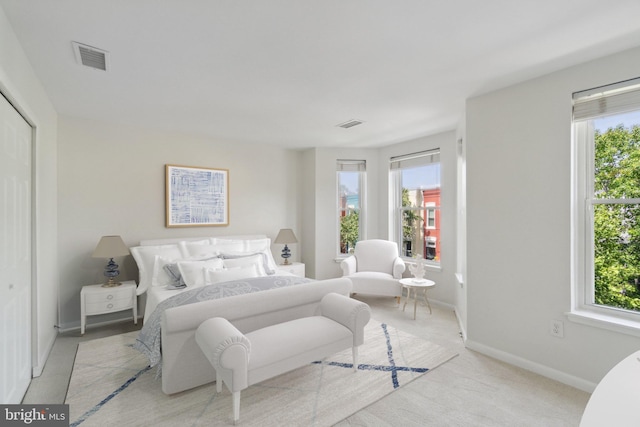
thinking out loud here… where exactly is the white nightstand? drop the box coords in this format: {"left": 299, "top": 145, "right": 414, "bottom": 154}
{"left": 80, "top": 280, "right": 137, "bottom": 334}
{"left": 277, "top": 262, "right": 305, "bottom": 277}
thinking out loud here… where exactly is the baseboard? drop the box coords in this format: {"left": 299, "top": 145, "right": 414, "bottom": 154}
{"left": 32, "top": 329, "right": 57, "bottom": 378}
{"left": 453, "top": 308, "right": 467, "bottom": 341}
{"left": 429, "top": 298, "right": 454, "bottom": 310}
{"left": 432, "top": 299, "right": 467, "bottom": 341}
{"left": 465, "top": 339, "right": 597, "bottom": 393}
{"left": 58, "top": 314, "right": 142, "bottom": 334}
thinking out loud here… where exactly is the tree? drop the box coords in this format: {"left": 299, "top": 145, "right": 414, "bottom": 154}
{"left": 340, "top": 210, "right": 359, "bottom": 253}
{"left": 593, "top": 124, "right": 640, "bottom": 311}
{"left": 402, "top": 188, "right": 423, "bottom": 241}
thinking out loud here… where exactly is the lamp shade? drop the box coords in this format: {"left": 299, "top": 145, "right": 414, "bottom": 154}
{"left": 274, "top": 229, "right": 298, "bottom": 244}
{"left": 92, "top": 235, "right": 130, "bottom": 258}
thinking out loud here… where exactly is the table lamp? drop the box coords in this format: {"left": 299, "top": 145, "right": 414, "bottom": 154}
{"left": 274, "top": 229, "right": 297, "bottom": 265}
{"left": 92, "top": 235, "right": 130, "bottom": 287}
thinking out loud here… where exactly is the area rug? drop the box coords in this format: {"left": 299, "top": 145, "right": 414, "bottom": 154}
{"left": 65, "top": 321, "right": 457, "bottom": 426}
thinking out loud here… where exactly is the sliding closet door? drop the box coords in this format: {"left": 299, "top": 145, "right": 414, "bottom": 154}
{"left": 0, "top": 93, "right": 32, "bottom": 403}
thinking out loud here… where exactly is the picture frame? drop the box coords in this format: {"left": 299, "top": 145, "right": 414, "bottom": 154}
{"left": 165, "top": 164, "right": 229, "bottom": 227}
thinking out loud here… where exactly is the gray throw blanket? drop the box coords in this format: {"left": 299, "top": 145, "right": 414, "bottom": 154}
{"left": 133, "top": 275, "right": 312, "bottom": 371}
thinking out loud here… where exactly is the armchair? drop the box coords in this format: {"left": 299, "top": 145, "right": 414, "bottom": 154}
{"left": 340, "top": 239, "right": 405, "bottom": 301}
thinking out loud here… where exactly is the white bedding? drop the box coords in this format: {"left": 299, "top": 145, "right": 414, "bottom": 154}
{"left": 130, "top": 234, "right": 294, "bottom": 322}
{"left": 143, "top": 268, "right": 297, "bottom": 323}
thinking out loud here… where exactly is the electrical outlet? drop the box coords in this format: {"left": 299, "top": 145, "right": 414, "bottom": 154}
{"left": 551, "top": 320, "right": 564, "bottom": 338}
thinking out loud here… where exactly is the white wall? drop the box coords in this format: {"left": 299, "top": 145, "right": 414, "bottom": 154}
{"left": 301, "top": 149, "right": 317, "bottom": 278}
{"left": 455, "top": 124, "right": 467, "bottom": 337}
{"left": 0, "top": 7, "right": 59, "bottom": 376}
{"left": 57, "top": 115, "right": 302, "bottom": 329}
{"left": 466, "top": 45, "right": 640, "bottom": 391}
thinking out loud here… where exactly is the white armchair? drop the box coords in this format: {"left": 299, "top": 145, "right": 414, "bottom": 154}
{"left": 340, "top": 239, "right": 406, "bottom": 301}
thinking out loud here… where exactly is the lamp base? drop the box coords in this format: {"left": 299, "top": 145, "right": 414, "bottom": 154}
{"left": 281, "top": 244, "right": 291, "bottom": 265}
{"left": 102, "top": 258, "right": 122, "bottom": 287}
{"left": 102, "top": 278, "right": 122, "bottom": 287}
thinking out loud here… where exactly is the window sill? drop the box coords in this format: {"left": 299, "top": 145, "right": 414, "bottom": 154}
{"left": 455, "top": 273, "right": 464, "bottom": 286}
{"left": 567, "top": 309, "right": 640, "bottom": 338}
{"left": 404, "top": 259, "right": 442, "bottom": 273}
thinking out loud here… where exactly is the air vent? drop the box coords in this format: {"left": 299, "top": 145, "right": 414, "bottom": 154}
{"left": 337, "top": 119, "right": 364, "bottom": 129}
{"left": 72, "top": 42, "right": 109, "bottom": 71}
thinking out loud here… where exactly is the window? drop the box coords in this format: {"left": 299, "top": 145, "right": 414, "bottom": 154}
{"left": 390, "top": 150, "right": 441, "bottom": 263}
{"left": 337, "top": 160, "right": 366, "bottom": 255}
{"left": 573, "top": 78, "right": 640, "bottom": 321}
{"left": 426, "top": 202, "right": 436, "bottom": 229}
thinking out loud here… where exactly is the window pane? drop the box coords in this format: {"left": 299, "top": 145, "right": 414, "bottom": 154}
{"left": 593, "top": 203, "right": 640, "bottom": 312}
{"left": 593, "top": 111, "right": 640, "bottom": 200}
{"left": 399, "top": 164, "right": 440, "bottom": 261}
{"left": 591, "top": 110, "right": 640, "bottom": 313}
{"left": 338, "top": 171, "right": 362, "bottom": 254}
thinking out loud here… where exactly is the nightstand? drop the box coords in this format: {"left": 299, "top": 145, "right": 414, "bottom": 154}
{"left": 278, "top": 262, "right": 305, "bottom": 277}
{"left": 80, "top": 280, "right": 137, "bottom": 334}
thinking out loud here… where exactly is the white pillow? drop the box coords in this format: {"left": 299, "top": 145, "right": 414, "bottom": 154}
{"left": 177, "top": 258, "right": 224, "bottom": 287}
{"left": 210, "top": 238, "right": 245, "bottom": 253}
{"left": 130, "top": 244, "right": 182, "bottom": 294}
{"left": 178, "top": 239, "right": 217, "bottom": 258}
{"left": 206, "top": 265, "right": 259, "bottom": 284}
{"left": 243, "top": 238, "right": 278, "bottom": 274}
{"left": 222, "top": 253, "right": 266, "bottom": 276}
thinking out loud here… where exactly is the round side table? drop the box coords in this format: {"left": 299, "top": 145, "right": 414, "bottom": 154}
{"left": 399, "top": 278, "right": 436, "bottom": 320}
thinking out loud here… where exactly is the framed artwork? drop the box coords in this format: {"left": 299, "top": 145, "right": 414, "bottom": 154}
{"left": 165, "top": 164, "right": 229, "bottom": 227}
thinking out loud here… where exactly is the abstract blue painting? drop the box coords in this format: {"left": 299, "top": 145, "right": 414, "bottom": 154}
{"left": 165, "top": 165, "right": 229, "bottom": 227}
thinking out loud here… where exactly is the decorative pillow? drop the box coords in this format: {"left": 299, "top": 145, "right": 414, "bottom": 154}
{"left": 163, "top": 263, "right": 185, "bottom": 287}
{"left": 130, "top": 244, "right": 182, "bottom": 294}
{"left": 243, "top": 238, "right": 278, "bottom": 274}
{"left": 221, "top": 253, "right": 267, "bottom": 276}
{"left": 151, "top": 255, "right": 186, "bottom": 288}
{"left": 206, "top": 264, "right": 259, "bottom": 284}
{"left": 177, "top": 258, "right": 224, "bottom": 287}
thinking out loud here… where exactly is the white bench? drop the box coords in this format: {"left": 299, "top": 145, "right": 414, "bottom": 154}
{"left": 195, "top": 292, "right": 371, "bottom": 424}
{"left": 161, "top": 277, "right": 355, "bottom": 394}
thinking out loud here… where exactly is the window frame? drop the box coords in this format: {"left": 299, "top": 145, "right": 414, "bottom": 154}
{"left": 337, "top": 160, "right": 366, "bottom": 257}
{"left": 570, "top": 78, "right": 640, "bottom": 335}
{"left": 425, "top": 202, "right": 436, "bottom": 229}
{"left": 389, "top": 149, "right": 441, "bottom": 267}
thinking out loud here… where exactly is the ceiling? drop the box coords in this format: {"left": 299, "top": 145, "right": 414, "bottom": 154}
{"left": 2, "top": 1, "right": 640, "bottom": 149}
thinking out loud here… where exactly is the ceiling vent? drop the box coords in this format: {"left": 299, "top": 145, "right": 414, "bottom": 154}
{"left": 337, "top": 119, "right": 364, "bottom": 129}
{"left": 72, "top": 42, "right": 109, "bottom": 71}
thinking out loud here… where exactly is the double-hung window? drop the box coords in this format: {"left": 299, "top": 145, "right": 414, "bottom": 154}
{"left": 337, "top": 160, "right": 366, "bottom": 255}
{"left": 390, "top": 150, "right": 441, "bottom": 263}
{"left": 573, "top": 78, "right": 640, "bottom": 324}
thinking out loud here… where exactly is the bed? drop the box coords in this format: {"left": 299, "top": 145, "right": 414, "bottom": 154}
{"left": 129, "top": 234, "right": 312, "bottom": 371}
{"left": 130, "top": 234, "right": 298, "bottom": 322}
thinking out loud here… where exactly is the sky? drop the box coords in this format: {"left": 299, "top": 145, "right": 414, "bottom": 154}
{"left": 402, "top": 163, "right": 441, "bottom": 190}
{"left": 594, "top": 110, "right": 640, "bottom": 132}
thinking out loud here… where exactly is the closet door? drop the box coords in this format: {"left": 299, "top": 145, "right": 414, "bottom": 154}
{"left": 0, "top": 93, "right": 32, "bottom": 403}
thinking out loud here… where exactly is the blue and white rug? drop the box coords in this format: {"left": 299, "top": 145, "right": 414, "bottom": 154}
{"left": 65, "top": 321, "right": 457, "bottom": 426}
